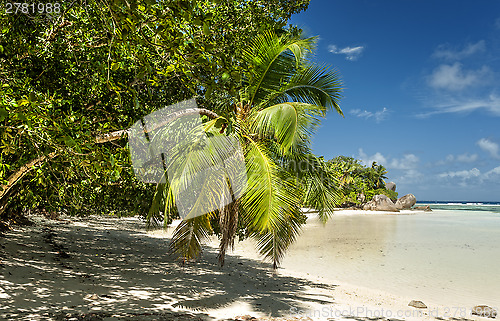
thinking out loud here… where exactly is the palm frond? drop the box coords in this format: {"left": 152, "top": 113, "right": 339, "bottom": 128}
{"left": 146, "top": 182, "right": 166, "bottom": 229}
{"left": 262, "top": 64, "right": 343, "bottom": 117}
{"left": 252, "top": 201, "right": 304, "bottom": 269}
{"left": 240, "top": 137, "right": 280, "bottom": 230}
{"left": 251, "top": 102, "right": 323, "bottom": 153}
{"left": 302, "top": 172, "right": 341, "bottom": 224}
{"left": 166, "top": 127, "right": 245, "bottom": 218}
{"left": 240, "top": 137, "right": 304, "bottom": 266}
{"left": 242, "top": 31, "right": 315, "bottom": 107}
{"left": 280, "top": 152, "right": 341, "bottom": 223}
{"left": 146, "top": 181, "right": 178, "bottom": 229}
{"left": 169, "top": 214, "right": 213, "bottom": 261}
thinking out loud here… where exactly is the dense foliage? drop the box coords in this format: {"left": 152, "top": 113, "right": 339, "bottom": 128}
{"left": 0, "top": 0, "right": 310, "bottom": 220}
{"left": 327, "top": 156, "right": 397, "bottom": 207}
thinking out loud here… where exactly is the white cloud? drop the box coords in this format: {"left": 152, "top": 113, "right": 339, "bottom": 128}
{"left": 394, "top": 169, "right": 424, "bottom": 184}
{"left": 357, "top": 149, "right": 419, "bottom": 170}
{"left": 477, "top": 138, "right": 500, "bottom": 159}
{"left": 350, "top": 107, "right": 389, "bottom": 123}
{"left": 389, "top": 154, "right": 419, "bottom": 170}
{"left": 438, "top": 165, "right": 500, "bottom": 187}
{"left": 484, "top": 166, "right": 500, "bottom": 179}
{"left": 328, "top": 44, "right": 365, "bottom": 61}
{"left": 456, "top": 153, "right": 478, "bottom": 163}
{"left": 439, "top": 153, "right": 478, "bottom": 164}
{"left": 433, "top": 40, "right": 486, "bottom": 60}
{"left": 418, "top": 94, "right": 500, "bottom": 117}
{"left": 358, "top": 148, "right": 387, "bottom": 166}
{"left": 357, "top": 150, "right": 425, "bottom": 186}
{"left": 428, "top": 63, "right": 491, "bottom": 91}
{"left": 438, "top": 168, "right": 481, "bottom": 179}
{"left": 419, "top": 39, "right": 499, "bottom": 118}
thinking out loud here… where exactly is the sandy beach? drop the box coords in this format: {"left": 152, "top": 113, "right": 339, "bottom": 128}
{"left": 0, "top": 211, "right": 497, "bottom": 320}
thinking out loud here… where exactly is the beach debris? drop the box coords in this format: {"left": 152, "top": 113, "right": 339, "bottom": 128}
{"left": 234, "top": 316, "right": 258, "bottom": 321}
{"left": 84, "top": 293, "right": 99, "bottom": 300}
{"left": 408, "top": 300, "right": 427, "bottom": 309}
{"left": 363, "top": 194, "right": 399, "bottom": 212}
{"left": 472, "top": 305, "right": 497, "bottom": 318}
{"left": 395, "top": 194, "right": 417, "bottom": 210}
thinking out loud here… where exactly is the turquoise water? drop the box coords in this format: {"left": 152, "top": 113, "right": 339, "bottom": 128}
{"left": 418, "top": 201, "right": 500, "bottom": 214}
{"left": 279, "top": 206, "right": 500, "bottom": 308}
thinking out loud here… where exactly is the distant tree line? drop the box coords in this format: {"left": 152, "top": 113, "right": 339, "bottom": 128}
{"left": 325, "top": 156, "right": 398, "bottom": 208}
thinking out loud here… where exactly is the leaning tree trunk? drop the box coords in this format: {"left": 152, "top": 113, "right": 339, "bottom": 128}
{"left": 0, "top": 108, "right": 220, "bottom": 217}
{"left": 0, "top": 152, "right": 57, "bottom": 217}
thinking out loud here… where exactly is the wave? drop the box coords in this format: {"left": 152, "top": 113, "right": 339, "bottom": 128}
{"left": 416, "top": 202, "right": 500, "bottom": 214}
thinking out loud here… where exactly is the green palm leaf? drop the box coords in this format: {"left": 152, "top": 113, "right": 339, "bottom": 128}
{"left": 239, "top": 137, "right": 303, "bottom": 266}
{"left": 251, "top": 102, "right": 323, "bottom": 153}
{"left": 302, "top": 172, "right": 341, "bottom": 224}
{"left": 242, "top": 31, "right": 315, "bottom": 107}
{"left": 169, "top": 214, "right": 213, "bottom": 261}
{"left": 240, "top": 137, "right": 281, "bottom": 231}
{"left": 252, "top": 201, "right": 304, "bottom": 269}
{"left": 262, "top": 64, "right": 343, "bottom": 117}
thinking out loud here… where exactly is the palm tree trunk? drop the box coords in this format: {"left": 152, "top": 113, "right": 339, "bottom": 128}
{"left": 217, "top": 199, "right": 239, "bottom": 267}
{"left": 217, "top": 171, "right": 239, "bottom": 267}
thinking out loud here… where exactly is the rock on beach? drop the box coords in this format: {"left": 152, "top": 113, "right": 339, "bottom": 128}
{"left": 363, "top": 194, "right": 399, "bottom": 212}
{"left": 395, "top": 194, "right": 417, "bottom": 210}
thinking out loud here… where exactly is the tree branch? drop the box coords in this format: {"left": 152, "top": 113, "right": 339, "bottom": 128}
{"left": 95, "top": 108, "right": 220, "bottom": 143}
{"left": 0, "top": 152, "right": 57, "bottom": 200}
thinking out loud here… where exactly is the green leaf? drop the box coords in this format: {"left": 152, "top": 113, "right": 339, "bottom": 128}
{"left": 214, "top": 118, "right": 225, "bottom": 128}
{"left": 16, "top": 112, "right": 27, "bottom": 121}
{"left": 165, "top": 65, "right": 175, "bottom": 73}
{"left": 203, "top": 22, "right": 210, "bottom": 36}
{"left": 0, "top": 108, "right": 8, "bottom": 121}
{"left": 111, "top": 62, "right": 120, "bottom": 71}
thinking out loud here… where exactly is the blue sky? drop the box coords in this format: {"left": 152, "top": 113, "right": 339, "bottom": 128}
{"left": 290, "top": 0, "right": 500, "bottom": 201}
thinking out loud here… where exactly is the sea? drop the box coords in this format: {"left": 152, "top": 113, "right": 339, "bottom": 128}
{"left": 276, "top": 202, "right": 500, "bottom": 309}
{"left": 418, "top": 200, "right": 500, "bottom": 213}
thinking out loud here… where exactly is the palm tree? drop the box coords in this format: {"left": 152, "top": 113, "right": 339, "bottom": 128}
{"left": 370, "top": 162, "right": 388, "bottom": 189}
{"left": 147, "top": 31, "right": 343, "bottom": 268}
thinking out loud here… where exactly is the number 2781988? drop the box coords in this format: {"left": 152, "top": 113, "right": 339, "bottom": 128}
{"left": 5, "top": 2, "right": 61, "bottom": 14}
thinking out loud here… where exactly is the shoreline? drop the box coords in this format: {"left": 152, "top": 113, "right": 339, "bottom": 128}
{"left": 0, "top": 212, "right": 495, "bottom": 320}
{"left": 332, "top": 208, "right": 428, "bottom": 215}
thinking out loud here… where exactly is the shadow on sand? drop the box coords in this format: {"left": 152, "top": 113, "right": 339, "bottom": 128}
{"left": 0, "top": 216, "right": 337, "bottom": 320}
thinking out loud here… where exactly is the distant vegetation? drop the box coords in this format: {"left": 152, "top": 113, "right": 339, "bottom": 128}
{"left": 325, "top": 156, "right": 398, "bottom": 208}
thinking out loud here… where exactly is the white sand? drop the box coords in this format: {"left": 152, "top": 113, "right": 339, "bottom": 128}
{"left": 0, "top": 212, "right": 495, "bottom": 320}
